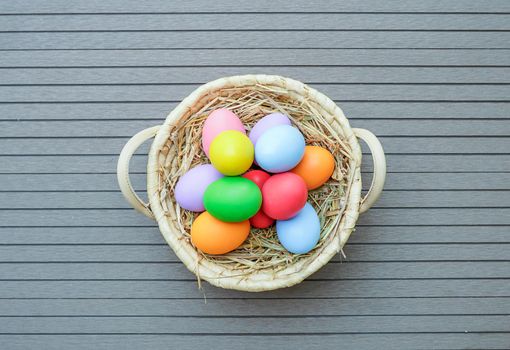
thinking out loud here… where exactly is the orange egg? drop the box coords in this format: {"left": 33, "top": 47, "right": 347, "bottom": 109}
{"left": 290, "top": 146, "right": 335, "bottom": 190}
{"left": 191, "top": 211, "right": 250, "bottom": 255}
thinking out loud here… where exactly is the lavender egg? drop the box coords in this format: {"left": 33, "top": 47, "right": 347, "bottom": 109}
{"left": 174, "top": 164, "right": 223, "bottom": 212}
{"left": 249, "top": 113, "right": 291, "bottom": 146}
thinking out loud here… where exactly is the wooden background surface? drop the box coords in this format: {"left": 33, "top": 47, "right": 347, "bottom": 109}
{"left": 0, "top": 1, "right": 509, "bottom": 349}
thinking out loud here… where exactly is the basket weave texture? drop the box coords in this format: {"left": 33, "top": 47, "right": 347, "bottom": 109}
{"left": 146, "top": 75, "right": 363, "bottom": 291}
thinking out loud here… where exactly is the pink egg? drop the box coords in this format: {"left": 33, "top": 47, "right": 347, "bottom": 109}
{"left": 202, "top": 108, "right": 245, "bottom": 156}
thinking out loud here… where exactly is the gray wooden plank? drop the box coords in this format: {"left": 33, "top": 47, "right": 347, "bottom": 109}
{"left": 357, "top": 137, "right": 510, "bottom": 154}
{"left": 2, "top": 154, "right": 508, "bottom": 173}
{"left": 2, "top": 315, "right": 509, "bottom": 333}
{"left": 2, "top": 137, "right": 508, "bottom": 155}
{"left": 1, "top": 67, "right": 509, "bottom": 85}
{"left": 3, "top": 14, "right": 510, "bottom": 31}
{"left": 0, "top": 279, "right": 508, "bottom": 298}
{"left": 1, "top": 334, "right": 509, "bottom": 350}
{"left": 371, "top": 191, "right": 510, "bottom": 208}
{"left": 0, "top": 243, "right": 507, "bottom": 262}
{"left": 0, "top": 102, "right": 506, "bottom": 120}
{"left": 2, "top": 0, "right": 509, "bottom": 14}
{"left": 0, "top": 227, "right": 161, "bottom": 244}
{"left": 2, "top": 84, "right": 509, "bottom": 102}
{"left": 0, "top": 226, "right": 507, "bottom": 244}
{"left": 0, "top": 174, "right": 134, "bottom": 191}
{"left": 2, "top": 261, "right": 509, "bottom": 280}
{"left": 2, "top": 32, "right": 508, "bottom": 49}
{"left": 360, "top": 173, "right": 510, "bottom": 190}
{"left": 1, "top": 190, "right": 507, "bottom": 209}
{"left": 0, "top": 49, "right": 507, "bottom": 67}
{"left": 357, "top": 208, "right": 510, "bottom": 225}
{"left": 1, "top": 120, "right": 508, "bottom": 137}
{"left": 0, "top": 120, "right": 155, "bottom": 137}
{"left": 2, "top": 173, "right": 507, "bottom": 192}
{"left": 2, "top": 297, "right": 509, "bottom": 316}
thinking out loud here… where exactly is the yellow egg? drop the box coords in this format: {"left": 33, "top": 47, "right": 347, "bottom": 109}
{"left": 209, "top": 130, "right": 254, "bottom": 176}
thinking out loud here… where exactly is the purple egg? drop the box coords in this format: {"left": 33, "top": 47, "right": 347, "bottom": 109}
{"left": 174, "top": 164, "right": 223, "bottom": 212}
{"left": 249, "top": 113, "right": 291, "bottom": 146}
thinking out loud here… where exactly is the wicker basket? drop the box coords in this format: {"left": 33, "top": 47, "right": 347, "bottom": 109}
{"left": 117, "top": 75, "right": 386, "bottom": 292}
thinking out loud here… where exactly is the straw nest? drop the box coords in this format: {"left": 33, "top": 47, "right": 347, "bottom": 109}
{"left": 156, "top": 83, "right": 354, "bottom": 277}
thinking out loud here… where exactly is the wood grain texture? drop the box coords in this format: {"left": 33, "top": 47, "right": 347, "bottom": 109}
{"left": 2, "top": 0, "right": 509, "bottom": 14}
{"left": 0, "top": 49, "right": 508, "bottom": 67}
{"left": 1, "top": 14, "right": 509, "bottom": 31}
{"left": 0, "top": 1, "right": 509, "bottom": 349}
{"left": 2, "top": 315, "right": 510, "bottom": 333}
{"left": 2, "top": 31, "right": 509, "bottom": 49}
{"left": 2, "top": 84, "right": 510, "bottom": 102}
{"left": 2, "top": 297, "right": 509, "bottom": 316}
{"left": 1, "top": 334, "right": 509, "bottom": 350}
{"left": 2, "top": 261, "right": 510, "bottom": 280}
{"left": 1, "top": 67, "right": 510, "bottom": 85}
{"left": 1, "top": 280, "right": 509, "bottom": 298}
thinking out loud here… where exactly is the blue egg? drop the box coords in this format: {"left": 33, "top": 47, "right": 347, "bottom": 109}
{"left": 255, "top": 125, "right": 305, "bottom": 173}
{"left": 276, "top": 203, "right": 320, "bottom": 254}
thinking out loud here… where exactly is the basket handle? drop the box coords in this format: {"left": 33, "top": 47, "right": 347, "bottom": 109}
{"left": 353, "top": 128, "right": 387, "bottom": 214}
{"left": 117, "top": 125, "right": 161, "bottom": 220}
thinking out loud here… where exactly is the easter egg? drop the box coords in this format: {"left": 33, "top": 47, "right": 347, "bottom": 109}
{"left": 276, "top": 202, "right": 320, "bottom": 254}
{"left": 255, "top": 125, "right": 305, "bottom": 173}
{"left": 249, "top": 210, "right": 274, "bottom": 229}
{"left": 290, "top": 146, "right": 335, "bottom": 190}
{"left": 262, "top": 172, "right": 308, "bottom": 220}
{"left": 203, "top": 177, "right": 262, "bottom": 222}
{"left": 242, "top": 170, "right": 274, "bottom": 228}
{"left": 191, "top": 211, "right": 250, "bottom": 255}
{"left": 174, "top": 164, "right": 223, "bottom": 212}
{"left": 202, "top": 108, "right": 245, "bottom": 156}
{"left": 209, "top": 130, "right": 254, "bottom": 176}
{"left": 249, "top": 112, "right": 291, "bottom": 146}
{"left": 242, "top": 170, "right": 271, "bottom": 190}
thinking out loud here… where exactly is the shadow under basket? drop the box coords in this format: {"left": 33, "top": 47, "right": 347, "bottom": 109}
{"left": 117, "top": 74, "right": 386, "bottom": 292}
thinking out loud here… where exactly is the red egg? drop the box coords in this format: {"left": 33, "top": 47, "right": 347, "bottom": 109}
{"left": 262, "top": 172, "right": 308, "bottom": 220}
{"left": 243, "top": 170, "right": 273, "bottom": 227}
{"left": 250, "top": 210, "right": 275, "bottom": 229}
{"left": 242, "top": 170, "right": 271, "bottom": 190}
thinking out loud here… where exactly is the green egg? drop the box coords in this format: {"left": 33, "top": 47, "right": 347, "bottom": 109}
{"left": 203, "top": 177, "right": 262, "bottom": 222}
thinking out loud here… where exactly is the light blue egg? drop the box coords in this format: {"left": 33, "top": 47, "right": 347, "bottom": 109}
{"left": 255, "top": 125, "right": 305, "bottom": 173}
{"left": 276, "top": 202, "right": 320, "bottom": 254}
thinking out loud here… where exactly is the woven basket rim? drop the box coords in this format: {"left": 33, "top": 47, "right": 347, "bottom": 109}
{"left": 146, "top": 74, "right": 363, "bottom": 292}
